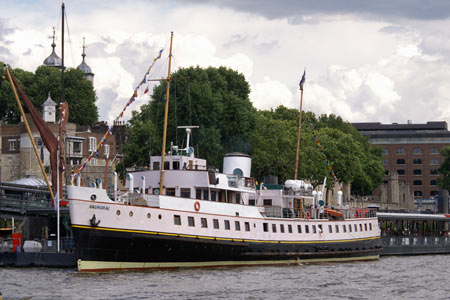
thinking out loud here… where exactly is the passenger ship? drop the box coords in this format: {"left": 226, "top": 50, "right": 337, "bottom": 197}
{"left": 68, "top": 126, "right": 382, "bottom": 272}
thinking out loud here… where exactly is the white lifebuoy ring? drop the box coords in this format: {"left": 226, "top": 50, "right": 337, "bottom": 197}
{"left": 194, "top": 201, "right": 200, "bottom": 211}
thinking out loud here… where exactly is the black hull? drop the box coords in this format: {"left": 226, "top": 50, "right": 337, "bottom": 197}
{"left": 72, "top": 225, "right": 382, "bottom": 271}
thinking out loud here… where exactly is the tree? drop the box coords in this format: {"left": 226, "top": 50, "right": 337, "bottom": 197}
{"left": 0, "top": 62, "right": 98, "bottom": 125}
{"left": 126, "top": 66, "right": 256, "bottom": 169}
{"left": 438, "top": 146, "right": 450, "bottom": 190}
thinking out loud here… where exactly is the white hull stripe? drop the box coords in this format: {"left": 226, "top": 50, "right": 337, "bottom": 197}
{"left": 73, "top": 224, "right": 380, "bottom": 244}
{"left": 78, "top": 255, "right": 380, "bottom": 272}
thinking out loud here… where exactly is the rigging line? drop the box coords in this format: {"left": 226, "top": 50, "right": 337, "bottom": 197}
{"left": 63, "top": 8, "right": 76, "bottom": 68}
{"left": 188, "top": 77, "right": 192, "bottom": 126}
{"left": 174, "top": 78, "right": 178, "bottom": 146}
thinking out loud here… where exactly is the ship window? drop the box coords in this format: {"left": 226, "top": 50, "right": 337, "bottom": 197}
{"left": 152, "top": 162, "right": 160, "bottom": 170}
{"left": 236, "top": 193, "right": 241, "bottom": 204}
{"left": 164, "top": 161, "right": 170, "bottom": 170}
{"left": 235, "top": 221, "right": 241, "bottom": 231}
{"left": 342, "top": 225, "right": 346, "bottom": 233}
{"left": 245, "top": 222, "right": 250, "bottom": 232}
{"left": 129, "top": 211, "right": 133, "bottom": 217}
{"left": 196, "top": 189, "right": 202, "bottom": 200}
{"left": 263, "top": 223, "right": 269, "bottom": 232}
{"left": 369, "top": 223, "right": 372, "bottom": 231}
{"left": 180, "top": 188, "right": 191, "bottom": 198}
{"left": 203, "top": 190, "right": 209, "bottom": 200}
{"left": 335, "top": 225, "right": 339, "bottom": 233}
{"left": 188, "top": 216, "right": 195, "bottom": 227}
{"left": 263, "top": 199, "right": 272, "bottom": 206}
{"left": 354, "top": 224, "right": 358, "bottom": 232}
{"left": 348, "top": 225, "right": 352, "bottom": 232}
{"left": 173, "top": 161, "right": 180, "bottom": 170}
{"left": 224, "top": 220, "right": 230, "bottom": 230}
{"left": 146, "top": 213, "right": 151, "bottom": 219}
{"left": 272, "top": 224, "right": 277, "bottom": 233}
{"left": 174, "top": 215, "right": 181, "bottom": 225}
{"left": 213, "top": 219, "right": 219, "bottom": 229}
{"left": 116, "top": 210, "right": 121, "bottom": 216}
{"left": 364, "top": 224, "right": 368, "bottom": 231}
{"left": 312, "top": 225, "right": 317, "bottom": 234}
{"left": 211, "top": 191, "right": 216, "bottom": 201}
{"left": 328, "top": 225, "right": 332, "bottom": 233}
{"left": 297, "top": 225, "right": 302, "bottom": 234}
{"left": 201, "top": 218, "right": 208, "bottom": 228}
{"left": 158, "top": 214, "right": 162, "bottom": 219}
{"left": 288, "top": 224, "right": 292, "bottom": 233}
{"left": 249, "top": 199, "right": 256, "bottom": 206}
{"left": 359, "top": 224, "right": 363, "bottom": 231}
{"left": 166, "top": 188, "right": 176, "bottom": 196}
{"left": 305, "top": 225, "right": 310, "bottom": 234}
{"left": 318, "top": 225, "right": 322, "bottom": 233}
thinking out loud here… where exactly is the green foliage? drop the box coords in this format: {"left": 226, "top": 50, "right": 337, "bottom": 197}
{"left": 0, "top": 62, "right": 98, "bottom": 125}
{"left": 438, "top": 146, "right": 450, "bottom": 190}
{"left": 127, "top": 66, "right": 256, "bottom": 169}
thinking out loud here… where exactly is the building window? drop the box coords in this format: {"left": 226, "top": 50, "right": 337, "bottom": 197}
{"left": 180, "top": 188, "right": 191, "bottom": 198}
{"left": 104, "top": 144, "right": 110, "bottom": 156}
{"left": 280, "top": 224, "right": 285, "bottom": 233}
{"left": 383, "top": 159, "right": 389, "bottom": 165}
{"left": 412, "top": 147, "right": 423, "bottom": 154}
{"left": 396, "top": 148, "right": 406, "bottom": 155}
{"left": 89, "top": 158, "right": 97, "bottom": 166}
{"left": 263, "top": 223, "right": 269, "bottom": 232}
{"left": 73, "top": 141, "right": 81, "bottom": 153}
{"left": 224, "top": 220, "right": 230, "bottom": 230}
{"left": 383, "top": 148, "right": 389, "bottom": 155}
{"left": 213, "top": 219, "right": 219, "bottom": 229}
{"left": 174, "top": 215, "right": 181, "bottom": 225}
{"left": 201, "top": 218, "right": 208, "bottom": 228}
{"left": 9, "top": 139, "right": 18, "bottom": 151}
{"left": 431, "top": 191, "right": 439, "bottom": 197}
{"left": 272, "top": 224, "right": 277, "bottom": 233}
{"left": 430, "top": 159, "right": 439, "bottom": 165}
{"left": 413, "top": 158, "right": 422, "bottom": 165}
{"left": 188, "top": 216, "right": 195, "bottom": 227}
{"left": 413, "top": 180, "right": 422, "bottom": 186}
{"left": 397, "top": 169, "right": 405, "bottom": 175}
{"left": 384, "top": 170, "right": 389, "bottom": 176}
{"left": 263, "top": 199, "right": 272, "bottom": 206}
{"left": 430, "top": 147, "right": 439, "bottom": 154}
{"left": 430, "top": 169, "right": 438, "bottom": 175}
{"left": 88, "top": 137, "right": 97, "bottom": 152}
{"left": 413, "top": 169, "right": 422, "bottom": 175}
{"left": 297, "top": 225, "right": 302, "bottom": 233}
{"left": 245, "top": 222, "right": 250, "bottom": 232}
{"left": 235, "top": 221, "right": 241, "bottom": 231}
{"left": 414, "top": 191, "right": 423, "bottom": 197}
{"left": 397, "top": 159, "right": 406, "bottom": 165}
{"left": 430, "top": 180, "right": 437, "bottom": 186}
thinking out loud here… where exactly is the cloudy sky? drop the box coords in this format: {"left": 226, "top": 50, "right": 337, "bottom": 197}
{"left": 2, "top": 0, "right": 450, "bottom": 125}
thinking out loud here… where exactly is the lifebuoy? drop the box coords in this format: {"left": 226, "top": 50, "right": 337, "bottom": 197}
{"left": 194, "top": 201, "right": 200, "bottom": 211}
{"left": 305, "top": 211, "right": 311, "bottom": 220}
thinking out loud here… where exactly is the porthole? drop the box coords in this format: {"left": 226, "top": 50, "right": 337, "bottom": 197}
{"left": 158, "top": 214, "right": 162, "bottom": 220}
{"left": 90, "top": 194, "right": 97, "bottom": 201}
{"left": 116, "top": 210, "right": 121, "bottom": 216}
{"left": 129, "top": 211, "right": 133, "bottom": 217}
{"left": 147, "top": 213, "right": 151, "bottom": 219}
{"left": 253, "top": 223, "right": 256, "bottom": 228}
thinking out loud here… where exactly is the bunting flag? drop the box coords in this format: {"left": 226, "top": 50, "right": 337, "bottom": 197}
{"left": 309, "top": 119, "right": 338, "bottom": 182}
{"left": 299, "top": 69, "right": 306, "bottom": 91}
{"left": 71, "top": 46, "right": 166, "bottom": 183}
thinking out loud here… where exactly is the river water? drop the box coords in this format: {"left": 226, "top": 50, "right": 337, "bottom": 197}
{"left": 1, "top": 255, "right": 449, "bottom": 300}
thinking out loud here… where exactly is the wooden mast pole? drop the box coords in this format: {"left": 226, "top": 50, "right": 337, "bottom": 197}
{"left": 294, "top": 71, "right": 305, "bottom": 180}
{"left": 159, "top": 31, "right": 174, "bottom": 194}
{"left": 5, "top": 67, "right": 55, "bottom": 200}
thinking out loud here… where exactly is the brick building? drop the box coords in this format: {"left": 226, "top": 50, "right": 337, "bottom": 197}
{"left": 352, "top": 121, "right": 450, "bottom": 211}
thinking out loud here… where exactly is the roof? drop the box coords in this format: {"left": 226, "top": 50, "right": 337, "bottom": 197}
{"left": 77, "top": 60, "right": 93, "bottom": 74}
{"left": 352, "top": 121, "right": 448, "bottom": 131}
{"left": 8, "top": 176, "right": 48, "bottom": 187}
{"left": 43, "top": 42, "right": 62, "bottom": 67}
{"left": 224, "top": 152, "right": 251, "bottom": 158}
{"left": 377, "top": 212, "right": 450, "bottom": 221}
{"left": 42, "top": 93, "right": 56, "bottom": 107}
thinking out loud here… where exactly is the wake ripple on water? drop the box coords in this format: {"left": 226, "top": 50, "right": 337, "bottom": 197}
{"left": 2, "top": 255, "right": 450, "bottom": 300}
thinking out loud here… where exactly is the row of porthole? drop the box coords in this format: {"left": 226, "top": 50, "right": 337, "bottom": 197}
{"left": 116, "top": 210, "right": 162, "bottom": 219}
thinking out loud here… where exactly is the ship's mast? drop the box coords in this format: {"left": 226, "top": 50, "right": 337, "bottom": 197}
{"left": 294, "top": 71, "right": 305, "bottom": 180}
{"left": 159, "top": 31, "right": 174, "bottom": 194}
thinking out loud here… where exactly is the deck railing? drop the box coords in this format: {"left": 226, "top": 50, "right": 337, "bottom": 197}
{"left": 264, "top": 206, "right": 377, "bottom": 220}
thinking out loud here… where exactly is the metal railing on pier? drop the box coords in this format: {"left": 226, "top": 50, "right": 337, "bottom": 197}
{"left": 0, "top": 194, "right": 53, "bottom": 213}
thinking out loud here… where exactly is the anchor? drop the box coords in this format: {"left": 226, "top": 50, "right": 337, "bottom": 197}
{"left": 90, "top": 214, "right": 101, "bottom": 227}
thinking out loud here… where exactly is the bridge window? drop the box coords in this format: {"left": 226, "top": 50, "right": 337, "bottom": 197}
{"left": 180, "top": 188, "right": 191, "bottom": 198}
{"left": 263, "top": 199, "right": 272, "bottom": 206}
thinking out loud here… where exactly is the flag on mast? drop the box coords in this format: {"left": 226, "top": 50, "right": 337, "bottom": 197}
{"left": 299, "top": 70, "right": 306, "bottom": 91}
